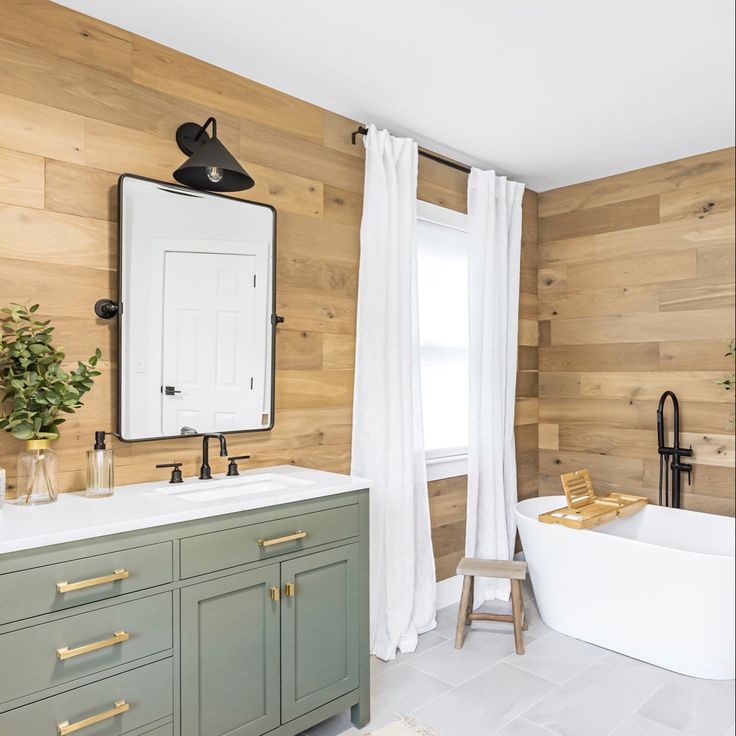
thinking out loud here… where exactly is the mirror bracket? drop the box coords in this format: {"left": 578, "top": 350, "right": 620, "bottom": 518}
{"left": 272, "top": 314, "right": 285, "bottom": 325}
{"left": 95, "top": 299, "right": 119, "bottom": 319}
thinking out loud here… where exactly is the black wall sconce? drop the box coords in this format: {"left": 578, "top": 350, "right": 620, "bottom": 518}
{"left": 174, "top": 117, "right": 255, "bottom": 192}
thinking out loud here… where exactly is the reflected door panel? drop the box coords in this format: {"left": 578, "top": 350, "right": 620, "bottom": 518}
{"left": 161, "top": 251, "right": 261, "bottom": 436}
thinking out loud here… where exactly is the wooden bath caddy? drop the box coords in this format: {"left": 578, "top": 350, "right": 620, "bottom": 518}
{"left": 538, "top": 468, "right": 648, "bottom": 530}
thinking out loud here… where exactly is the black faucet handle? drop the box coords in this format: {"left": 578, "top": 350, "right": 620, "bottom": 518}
{"left": 156, "top": 462, "right": 184, "bottom": 484}
{"left": 226, "top": 455, "right": 251, "bottom": 477}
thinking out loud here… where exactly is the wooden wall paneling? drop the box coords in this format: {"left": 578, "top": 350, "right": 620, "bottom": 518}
{"left": 538, "top": 195, "right": 660, "bottom": 242}
{"left": 0, "top": 147, "right": 45, "bottom": 208}
{"left": 538, "top": 424, "right": 559, "bottom": 451}
{"left": 538, "top": 148, "right": 735, "bottom": 517}
{"left": 240, "top": 118, "right": 365, "bottom": 193}
{"left": 131, "top": 39, "right": 324, "bottom": 142}
{"left": 45, "top": 160, "right": 119, "bottom": 221}
{"left": 658, "top": 275, "right": 735, "bottom": 312}
{"left": 540, "top": 213, "right": 734, "bottom": 268}
{"left": 540, "top": 398, "right": 734, "bottom": 434}
{"left": 516, "top": 424, "right": 539, "bottom": 500}
{"left": 549, "top": 308, "right": 734, "bottom": 346}
{"left": 540, "top": 342, "right": 661, "bottom": 372}
{"left": 322, "top": 334, "right": 357, "bottom": 371}
{"left": 275, "top": 330, "right": 324, "bottom": 370}
{"left": 0, "top": 37, "right": 241, "bottom": 144}
{"left": 539, "top": 284, "right": 660, "bottom": 321}
{"left": 659, "top": 178, "right": 735, "bottom": 223}
{"left": 659, "top": 340, "right": 736, "bottom": 371}
{"left": 429, "top": 476, "right": 468, "bottom": 582}
{"left": 0, "top": 203, "right": 114, "bottom": 269}
{"left": 538, "top": 147, "right": 736, "bottom": 218}
{"left": 323, "top": 185, "right": 364, "bottom": 227}
{"left": 0, "top": 0, "right": 133, "bottom": 77}
{"left": 0, "top": 90, "right": 85, "bottom": 164}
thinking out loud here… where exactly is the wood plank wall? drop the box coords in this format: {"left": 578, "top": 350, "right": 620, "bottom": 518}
{"left": 0, "top": 1, "right": 538, "bottom": 579}
{"left": 538, "top": 148, "right": 736, "bottom": 516}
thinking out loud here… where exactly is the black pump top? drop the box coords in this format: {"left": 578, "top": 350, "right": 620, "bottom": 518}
{"left": 94, "top": 431, "right": 107, "bottom": 450}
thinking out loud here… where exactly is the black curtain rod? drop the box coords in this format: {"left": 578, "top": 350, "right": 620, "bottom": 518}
{"left": 351, "top": 125, "right": 472, "bottom": 175}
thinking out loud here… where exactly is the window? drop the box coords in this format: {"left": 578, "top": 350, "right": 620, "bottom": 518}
{"left": 416, "top": 201, "right": 469, "bottom": 480}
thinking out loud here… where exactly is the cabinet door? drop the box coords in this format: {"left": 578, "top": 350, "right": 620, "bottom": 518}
{"left": 281, "top": 544, "right": 359, "bottom": 722}
{"left": 181, "top": 566, "right": 280, "bottom": 736}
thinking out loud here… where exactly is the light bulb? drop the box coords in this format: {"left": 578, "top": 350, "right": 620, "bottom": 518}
{"left": 206, "top": 165, "right": 223, "bottom": 183}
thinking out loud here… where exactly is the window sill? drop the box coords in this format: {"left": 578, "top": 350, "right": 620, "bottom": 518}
{"left": 426, "top": 453, "right": 468, "bottom": 482}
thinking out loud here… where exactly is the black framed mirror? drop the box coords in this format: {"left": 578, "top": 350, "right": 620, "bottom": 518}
{"left": 114, "top": 175, "right": 277, "bottom": 441}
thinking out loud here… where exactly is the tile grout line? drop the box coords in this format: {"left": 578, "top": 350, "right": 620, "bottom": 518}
{"left": 485, "top": 666, "right": 568, "bottom": 736}
{"left": 612, "top": 671, "right": 686, "bottom": 736}
{"left": 502, "top": 638, "right": 610, "bottom": 688}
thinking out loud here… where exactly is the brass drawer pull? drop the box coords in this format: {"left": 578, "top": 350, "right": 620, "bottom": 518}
{"left": 56, "top": 569, "right": 129, "bottom": 594}
{"left": 269, "top": 586, "right": 280, "bottom": 601}
{"left": 57, "top": 630, "right": 129, "bottom": 660}
{"left": 284, "top": 582, "right": 296, "bottom": 597}
{"left": 57, "top": 699, "right": 129, "bottom": 735}
{"left": 257, "top": 531, "right": 307, "bottom": 548}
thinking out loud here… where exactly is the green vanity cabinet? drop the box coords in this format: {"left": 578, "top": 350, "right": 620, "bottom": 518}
{"left": 180, "top": 566, "right": 282, "bottom": 736}
{"left": 0, "top": 487, "right": 370, "bottom": 736}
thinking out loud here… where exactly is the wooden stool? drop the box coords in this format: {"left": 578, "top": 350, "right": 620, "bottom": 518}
{"left": 454, "top": 557, "right": 529, "bottom": 655}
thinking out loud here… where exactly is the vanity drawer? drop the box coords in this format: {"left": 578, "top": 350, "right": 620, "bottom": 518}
{"left": 0, "top": 542, "right": 173, "bottom": 625}
{"left": 0, "top": 658, "right": 172, "bottom": 735}
{"left": 0, "top": 592, "right": 172, "bottom": 705}
{"left": 180, "top": 503, "right": 359, "bottom": 578}
{"left": 142, "top": 726, "right": 173, "bottom": 736}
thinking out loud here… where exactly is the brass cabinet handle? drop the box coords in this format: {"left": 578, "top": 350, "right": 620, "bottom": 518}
{"left": 57, "top": 700, "right": 129, "bottom": 735}
{"left": 57, "top": 630, "right": 129, "bottom": 661}
{"left": 269, "top": 586, "right": 280, "bottom": 601}
{"left": 56, "top": 569, "right": 129, "bottom": 594}
{"left": 284, "top": 582, "right": 296, "bottom": 597}
{"left": 257, "top": 531, "right": 307, "bottom": 548}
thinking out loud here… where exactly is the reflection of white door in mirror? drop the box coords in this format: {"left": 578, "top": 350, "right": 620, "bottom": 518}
{"left": 161, "top": 250, "right": 267, "bottom": 436}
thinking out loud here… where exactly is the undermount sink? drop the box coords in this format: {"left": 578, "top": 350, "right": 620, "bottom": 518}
{"left": 154, "top": 472, "right": 314, "bottom": 503}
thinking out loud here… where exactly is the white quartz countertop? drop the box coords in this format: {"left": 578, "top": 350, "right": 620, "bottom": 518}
{"left": 0, "top": 465, "right": 371, "bottom": 555}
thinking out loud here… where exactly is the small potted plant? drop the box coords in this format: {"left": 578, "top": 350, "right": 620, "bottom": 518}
{"left": 0, "top": 304, "right": 102, "bottom": 504}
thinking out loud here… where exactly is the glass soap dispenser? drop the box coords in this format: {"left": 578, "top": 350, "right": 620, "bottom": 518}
{"left": 86, "top": 430, "right": 114, "bottom": 498}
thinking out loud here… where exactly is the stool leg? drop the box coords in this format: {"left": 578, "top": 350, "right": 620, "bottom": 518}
{"left": 466, "top": 576, "right": 475, "bottom": 624}
{"left": 521, "top": 596, "right": 529, "bottom": 631}
{"left": 455, "top": 576, "right": 473, "bottom": 649}
{"left": 510, "top": 579, "right": 525, "bottom": 655}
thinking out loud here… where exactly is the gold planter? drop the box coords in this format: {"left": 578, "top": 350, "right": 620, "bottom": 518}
{"left": 17, "top": 439, "right": 58, "bottom": 505}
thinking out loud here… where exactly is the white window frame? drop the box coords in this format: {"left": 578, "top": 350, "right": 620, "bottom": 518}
{"left": 417, "top": 200, "right": 469, "bottom": 481}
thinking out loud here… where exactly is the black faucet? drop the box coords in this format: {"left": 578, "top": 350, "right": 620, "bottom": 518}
{"left": 199, "top": 433, "right": 228, "bottom": 480}
{"left": 657, "top": 391, "right": 693, "bottom": 508}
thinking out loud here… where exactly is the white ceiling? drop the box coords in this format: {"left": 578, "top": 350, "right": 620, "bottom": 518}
{"left": 53, "top": 0, "right": 735, "bottom": 191}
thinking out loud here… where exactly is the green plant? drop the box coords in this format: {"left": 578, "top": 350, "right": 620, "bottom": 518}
{"left": 0, "top": 304, "right": 101, "bottom": 441}
{"left": 718, "top": 340, "right": 735, "bottom": 430}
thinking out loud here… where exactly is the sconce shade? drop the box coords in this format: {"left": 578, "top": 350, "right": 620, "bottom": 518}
{"left": 173, "top": 119, "right": 255, "bottom": 192}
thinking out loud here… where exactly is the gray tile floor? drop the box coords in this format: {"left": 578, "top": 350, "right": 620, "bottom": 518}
{"left": 301, "top": 582, "right": 735, "bottom": 736}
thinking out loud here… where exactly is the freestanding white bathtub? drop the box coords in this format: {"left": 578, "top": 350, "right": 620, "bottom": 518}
{"left": 516, "top": 496, "right": 735, "bottom": 680}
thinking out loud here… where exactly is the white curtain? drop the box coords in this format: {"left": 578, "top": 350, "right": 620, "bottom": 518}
{"left": 465, "top": 168, "right": 525, "bottom": 607}
{"left": 351, "top": 124, "right": 437, "bottom": 660}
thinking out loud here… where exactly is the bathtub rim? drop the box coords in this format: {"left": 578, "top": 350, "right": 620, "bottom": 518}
{"left": 515, "top": 495, "right": 736, "bottom": 561}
